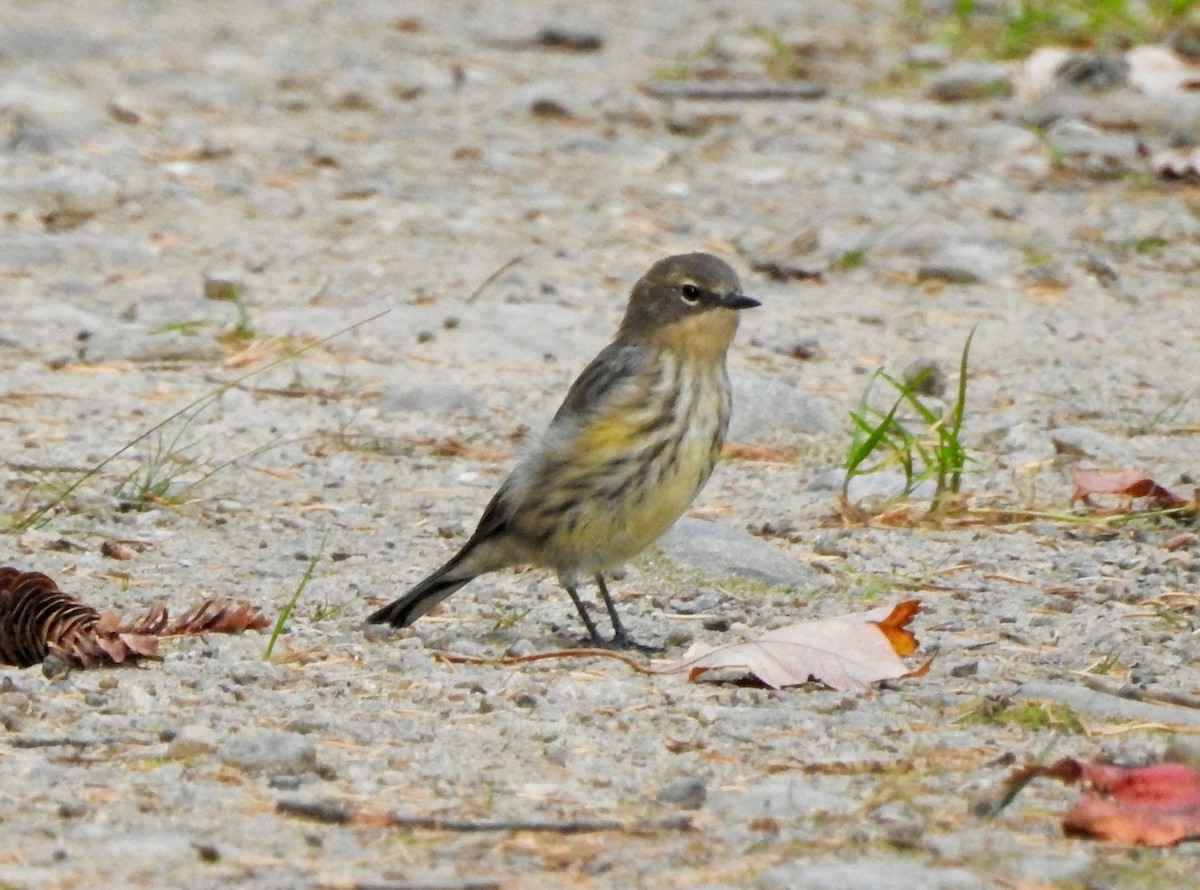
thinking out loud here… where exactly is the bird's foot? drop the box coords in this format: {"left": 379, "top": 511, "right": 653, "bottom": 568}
{"left": 580, "top": 632, "right": 663, "bottom": 654}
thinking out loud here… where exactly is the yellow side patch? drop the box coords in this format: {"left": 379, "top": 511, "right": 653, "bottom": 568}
{"left": 577, "top": 413, "right": 641, "bottom": 454}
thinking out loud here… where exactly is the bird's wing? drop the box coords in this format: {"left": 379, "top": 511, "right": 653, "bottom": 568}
{"left": 550, "top": 341, "right": 651, "bottom": 423}
{"left": 461, "top": 342, "right": 651, "bottom": 551}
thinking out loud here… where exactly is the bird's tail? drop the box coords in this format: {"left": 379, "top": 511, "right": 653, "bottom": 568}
{"left": 366, "top": 552, "right": 476, "bottom": 628}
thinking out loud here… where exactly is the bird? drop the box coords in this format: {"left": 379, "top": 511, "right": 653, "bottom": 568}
{"left": 367, "top": 252, "right": 759, "bottom": 649}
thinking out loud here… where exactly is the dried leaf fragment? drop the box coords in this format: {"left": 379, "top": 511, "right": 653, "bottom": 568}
{"left": 1006, "top": 757, "right": 1200, "bottom": 846}
{"left": 655, "top": 600, "right": 928, "bottom": 693}
{"left": 1070, "top": 467, "right": 1188, "bottom": 509}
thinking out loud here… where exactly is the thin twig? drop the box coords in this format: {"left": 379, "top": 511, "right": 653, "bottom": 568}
{"left": 277, "top": 799, "right": 692, "bottom": 833}
{"left": 8, "top": 735, "right": 130, "bottom": 749}
{"left": 1080, "top": 675, "right": 1200, "bottom": 711}
{"left": 464, "top": 253, "right": 528, "bottom": 304}
{"left": 641, "top": 79, "right": 827, "bottom": 100}
{"left": 341, "top": 880, "right": 500, "bottom": 890}
{"left": 431, "top": 646, "right": 657, "bottom": 674}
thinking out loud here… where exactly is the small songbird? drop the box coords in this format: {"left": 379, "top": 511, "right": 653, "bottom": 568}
{"left": 368, "top": 253, "right": 759, "bottom": 648}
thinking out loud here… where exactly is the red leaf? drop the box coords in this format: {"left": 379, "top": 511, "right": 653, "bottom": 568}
{"left": 1070, "top": 467, "right": 1188, "bottom": 508}
{"left": 654, "top": 600, "right": 928, "bottom": 693}
{"left": 1009, "top": 757, "right": 1200, "bottom": 846}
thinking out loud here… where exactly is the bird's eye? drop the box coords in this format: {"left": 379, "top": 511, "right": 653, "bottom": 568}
{"left": 680, "top": 284, "right": 702, "bottom": 304}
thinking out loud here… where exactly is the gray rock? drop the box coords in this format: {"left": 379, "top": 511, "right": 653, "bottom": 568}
{"left": 72, "top": 831, "right": 197, "bottom": 872}
{"left": 994, "top": 422, "right": 1057, "bottom": 463}
{"left": 763, "top": 858, "right": 987, "bottom": 890}
{"left": 655, "top": 776, "right": 707, "bottom": 809}
{"left": 0, "top": 169, "right": 121, "bottom": 218}
{"left": 1017, "top": 682, "right": 1200, "bottom": 728}
{"left": 709, "top": 775, "right": 851, "bottom": 821}
{"left": 220, "top": 729, "right": 318, "bottom": 774}
{"left": 0, "top": 233, "right": 153, "bottom": 273}
{"left": 657, "top": 517, "right": 824, "bottom": 590}
{"left": 927, "top": 61, "right": 1013, "bottom": 101}
{"left": 79, "top": 327, "right": 226, "bottom": 363}
{"left": 1049, "top": 425, "right": 1127, "bottom": 459}
{"left": 811, "top": 468, "right": 937, "bottom": 502}
{"left": 917, "top": 241, "right": 1020, "bottom": 284}
{"left": 729, "top": 373, "right": 839, "bottom": 440}
{"left": 166, "top": 724, "right": 219, "bottom": 759}
{"left": 1045, "top": 119, "right": 1141, "bottom": 177}
{"left": 908, "top": 42, "right": 951, "bottom": 68}
{"left": 382, "top": 383, "right": 482, "bottom": 416}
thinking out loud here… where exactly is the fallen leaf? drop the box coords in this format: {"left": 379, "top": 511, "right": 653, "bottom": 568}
{"left": 1007, "top": 757, "right": 1200, "bottom": 846}
{"left": 1163, "top": 533, "right": 1196, "bottom": 552}
{"left": 654, "top": 600, "right": 929, "bottom": 693}
{"left": 1070, "top": 467, "right": 1188, "bottom": 509}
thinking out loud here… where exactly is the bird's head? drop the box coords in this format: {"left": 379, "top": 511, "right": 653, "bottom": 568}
{"left": 619, "top": 253, "right": 759, "bottom": 360}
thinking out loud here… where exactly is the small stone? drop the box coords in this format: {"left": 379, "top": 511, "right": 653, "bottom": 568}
{"left": 917, "top": 241, "right": 1018, "bottom": 284}
{"left": 166, "top": 724, "right": 220, "bottom": 759}
{"left": 220, "top": 729, "right": 317, "bottom": 774}
{"left": 544, "top": 739, "right": 569, "bottom": 767}
{"left": 784, "top": 337, "right": 822, "bottom": 361}
{"left": 908, "top": 43, "right": 951, "bottom": 68}
{"left": 382, "top": 383, "right": 481, "bottom": 416}
{"left": 530, "top": 98, "right": 574, "bottom": 120}
{"left": 728, "top": 372, "right": 839, "bottom": 440}
{"left": 1048, "top": 425, "right": 1125, "bottom": 459}
{"left": 0, "top": 169, "right": 121, "bottom": 220}
{"left": 1044, "top": 119, "right": 1140, "bottom": 177}
{"left": 656, "top": 776, "right": 708, "bottom": 809}
{"left": 658, "top": 517, "right": 826, "bottom": 590}
{"left": 507, "top": 638, "right": 537, "bottom": 657}
{"left": 902, "top": 358, "right": 946, "bottom": 398}
{"left": 203, "top": 272, "right": 245, "bottom": 302}
{"left": 928, "top": 61, "right": 1013, "bottom": 102}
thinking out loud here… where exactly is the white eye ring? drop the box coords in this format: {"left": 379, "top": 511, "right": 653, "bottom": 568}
{"left": 680, "top": 283, "right": 702, "bottom": 304}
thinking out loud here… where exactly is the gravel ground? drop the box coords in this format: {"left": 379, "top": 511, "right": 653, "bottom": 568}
{"left": 3, "top": 1, "right": 1200, "bottom": 888}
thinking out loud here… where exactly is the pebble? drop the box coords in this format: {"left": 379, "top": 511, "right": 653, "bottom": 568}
{"left": 916, "top": 241, "right": 1020, "bottom": 284}
{"left": 927, "top": 61, "right": 1013, "bottom": 101}
{"left": 655, "top": 776, "right": 708, "bottom": 809}
{"left": 763, "top": 858, "right": 987, "bottom": 890}
{"left": 657, "top": 517, "right": 827, "bottom": 590}
{"left": 1048, "top": 425, "right": 1127, "bottom": 459}
{"left": 381, "top": 383, "right": 482, "bottom": 416}
{"left": 166, "top": 725, "right": 220, "bottom": 759}
{"left": 0, "top": 169, "right": 121, "bottom": 219}
{"left": 729, "top": 373, "right": 840, "bottom": 440}
{"left": 219, "top": 729, "right": 318, "bottom": 774}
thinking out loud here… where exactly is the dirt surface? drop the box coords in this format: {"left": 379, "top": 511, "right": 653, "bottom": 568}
{"left": 3, "top": 1, "right": 1200, "bottom": 888}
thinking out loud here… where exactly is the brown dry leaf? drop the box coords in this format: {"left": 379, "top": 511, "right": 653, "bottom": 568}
{"left": 655, "top": 600, "right": 928, "bottom": 693}
{"left": 1007, "top": 757, "right": 1200, "bottom": 846}
{"left": 1162, "top": 532, "right": 1196, "bottom": 552}
{"left": 1070, "top": 467, "right": 1188, "bottom": 509}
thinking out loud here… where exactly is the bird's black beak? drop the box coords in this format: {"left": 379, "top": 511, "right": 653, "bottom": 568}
{"left": 719, "top": 292, "right": 760, "bottom": 310}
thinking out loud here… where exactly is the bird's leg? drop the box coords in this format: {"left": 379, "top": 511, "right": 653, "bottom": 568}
{"left": 594, "top": 573, "right": 630, "bottom": 642}
{"left": 594, "top": 574, "right": 661, "bottom": 653}
{"left": 563, "top": 583, "right": 605, "bottom": 646}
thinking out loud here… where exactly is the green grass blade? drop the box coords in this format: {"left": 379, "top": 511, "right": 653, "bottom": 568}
{"left": 12, "top": 310, "right": 389, "bottom": 530}
{"left": 264, "top": 539, "right": 325, "bottom": 660}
